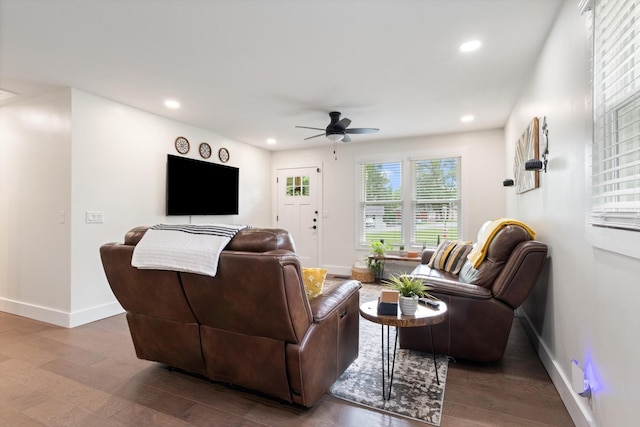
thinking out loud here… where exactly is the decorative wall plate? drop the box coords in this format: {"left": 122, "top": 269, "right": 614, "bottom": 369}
{"left": 218, "top": 147, "right": 230, "bottom": 163}
{"left": 199, "top": 142, "right": 212, "bottom": 159}
{"left": 175, "top": 136, "right": 190, "bottom": 154}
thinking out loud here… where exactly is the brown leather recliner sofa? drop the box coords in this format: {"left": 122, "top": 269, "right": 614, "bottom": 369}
{"left": 100, "top": 226, "right": 361, "bottom": 407}
{"left": 399, "top": 224, "right": 548, "bottom": 362}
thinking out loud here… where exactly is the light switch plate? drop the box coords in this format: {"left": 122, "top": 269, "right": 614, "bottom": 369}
{"left": 86, "top": 210, "right": 104, "bottom": 224}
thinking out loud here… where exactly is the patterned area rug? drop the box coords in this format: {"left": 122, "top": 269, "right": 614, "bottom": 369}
{"left": 327, "top": 281, "right": 449, "bottom": 426}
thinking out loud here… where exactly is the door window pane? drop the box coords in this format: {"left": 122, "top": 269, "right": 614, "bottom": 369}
{"left": 286, "top": 176, "right": 310, "bottom": 197}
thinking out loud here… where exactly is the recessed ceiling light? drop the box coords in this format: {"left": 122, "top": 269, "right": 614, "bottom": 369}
{"left": 461, "top": 115, "right": 475, "bottom": 122}
{"left": 164, "top": 99, "right": 180, "bottom": 109}
{"left": 459, "top": 40, "right": 482, "bottom": 52}
{"left": 266, "top": 138, "right": 277, "bottom": 145}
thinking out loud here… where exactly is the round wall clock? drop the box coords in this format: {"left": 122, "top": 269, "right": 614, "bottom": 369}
{"left": 199, "top": 142, "right": 212, "bottom": 159}
{"left": 174, "top": 136, "right": 190, "bottom": 154}
{"left": 218, "top": 147, "right": 230, "bottom": 163}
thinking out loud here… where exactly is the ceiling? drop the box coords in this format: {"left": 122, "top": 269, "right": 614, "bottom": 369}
{"left": 0, "top": 0, "right": 563, "bottom": 151}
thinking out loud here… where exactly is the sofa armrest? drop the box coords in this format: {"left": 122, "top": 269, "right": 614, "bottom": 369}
{"left": 410, "top": 273, "right": 492, "bottom": 300}
{"left": 424, "top": 280, "right": 492, "bottom": 300}
{"left": 409, "top": 263, "right": 491, "bottom": 300}
{"left": 309, "top": 280, "right": 361, "bottom": 322}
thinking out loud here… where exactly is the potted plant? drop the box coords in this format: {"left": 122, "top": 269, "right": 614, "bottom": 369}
{"left": 398, "top": 245, "right": 407, "bottom": 257}
{"left": 385, "top": 274, "right": 433, "bottom": 315}
{"left": 366, "top": 240, "right": 391, "bottom": 282}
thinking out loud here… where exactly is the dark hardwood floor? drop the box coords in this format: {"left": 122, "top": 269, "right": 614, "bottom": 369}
{"left": 0, "top": 308, "right": 574, "bottom": 426}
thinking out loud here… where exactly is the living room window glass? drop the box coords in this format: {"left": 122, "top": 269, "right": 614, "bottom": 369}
{"left": 359, "top": 161, "right": 402, "bottom": 245}
{"left": 412, "top": 157, "right": 461, "bottom": 247}
{"left": 589, "top": 0, "right": 640, "bottom": 232}
{"left": 359, "top": 157, "right": 461, "bottom": 248}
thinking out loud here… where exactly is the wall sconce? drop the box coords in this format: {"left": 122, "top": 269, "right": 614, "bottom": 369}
{"left": 525, "top": 116, "right": 549, "bottom": 173}
{"left": 503, "top": 179, "right": 514, "bottom": 187}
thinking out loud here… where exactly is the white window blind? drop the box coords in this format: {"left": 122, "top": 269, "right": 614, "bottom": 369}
{"left": 359, "top": 161, "right": 402, "bottom": 245}
{"left": 590, "top": 0, "right": 640, "bottom": 231}
{"left": 412, "top": 158, "right": 460, "bottom": 246}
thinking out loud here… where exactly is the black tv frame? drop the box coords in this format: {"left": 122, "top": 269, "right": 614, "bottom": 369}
{"left": 166, "top": 154, "right": 239, "bottom": 216}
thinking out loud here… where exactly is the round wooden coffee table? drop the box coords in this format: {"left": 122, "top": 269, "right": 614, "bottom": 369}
{"left": 359, "top": 300, "right": 448, "bottom": 400}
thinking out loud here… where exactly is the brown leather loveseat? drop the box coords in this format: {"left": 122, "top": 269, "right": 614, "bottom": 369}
{"left": 100, "top": 226, "right": 361, "bottom": 407}
{"left": 399, "top": 223, "right": 547, "bottom": 362}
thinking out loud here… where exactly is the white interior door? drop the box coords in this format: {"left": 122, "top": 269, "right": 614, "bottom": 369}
{"left": 277, "top": 167, "right": 320, "bottom": 267}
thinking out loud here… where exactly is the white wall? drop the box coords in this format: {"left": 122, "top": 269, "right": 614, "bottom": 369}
{"left": 0, "top": 88, "right": 272, "bottom": 327}
{"left": 0, "top": 90, "right": 73, "bottom": 323}
{"left": 272, "top": 128, "right": 506, "bottom": 275}
{"left": 506, "top": 2, "right": 640, "bottom": 426}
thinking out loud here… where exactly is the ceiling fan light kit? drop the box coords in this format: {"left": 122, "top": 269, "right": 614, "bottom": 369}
{"left": 326, "top": 133, "right": 344, "bottom": 142}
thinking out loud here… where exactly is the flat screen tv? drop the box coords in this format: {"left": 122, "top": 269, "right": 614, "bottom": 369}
{"left": 166, "top": 154, "right": 239, "bottom": 215}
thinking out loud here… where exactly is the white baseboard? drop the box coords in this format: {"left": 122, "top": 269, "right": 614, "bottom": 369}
{"left": 323, "top": 264, "right": 353, "bottom": 277}
{"left": 517, "top": 309, "right": 597, "bottom": 427}
{"left": 0, "top": 297, "right": 124, "bottom": 328}
{"left": 68, "top": 301, "right": 125, "bottom": 328}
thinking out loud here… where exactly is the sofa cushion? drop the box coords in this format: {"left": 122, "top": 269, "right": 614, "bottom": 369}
{"left": 459, "top": 260, "right": 480, "bottom": 284}
{"left": 227, "top": 228, "right": 295, "bottom": 252}
{"left": 468, "top": 219, "right": 535, "bottom": 268}
{"left": 428, "top": 240, "right": 456, "bottom": 270}
{"left": 444, "top": 241, "right": 473, "bottom": 274}
{"left": 124, "top": 226, "right": 296, "bottom": 254}
{"left": 460, "top": 225, "right": 532, "bottom": 288}
{"left": 302, "top": 267, "right": 327, "bottom": 300}
{"left": 428, "top": 240, "right": 473, "bottom": 274}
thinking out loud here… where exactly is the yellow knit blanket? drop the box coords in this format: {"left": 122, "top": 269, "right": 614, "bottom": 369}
{"left": 467, "top": 218, "right": 536, "bottom": 268}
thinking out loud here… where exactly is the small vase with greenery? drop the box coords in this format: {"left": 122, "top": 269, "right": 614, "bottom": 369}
{"left": 385, "top": 274, "right": 433, "bottom": 315}
{"left": 398, "top": 245, "right": 407, "bottom": 257}
{"left": 366, "top": 240, "right": 392, "bottom": 282}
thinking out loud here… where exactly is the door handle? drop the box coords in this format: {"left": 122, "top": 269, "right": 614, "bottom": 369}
{"left": 310, "top": 225, "right": 317, "bottom": 230}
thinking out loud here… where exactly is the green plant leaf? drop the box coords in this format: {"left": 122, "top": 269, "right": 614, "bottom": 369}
{"left": 384, "top": 274, "right": 433, "bottom": 298}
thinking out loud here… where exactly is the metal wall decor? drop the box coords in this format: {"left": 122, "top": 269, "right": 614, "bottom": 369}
{"left": 199, "top": 142, "right": 212, "bottom": 159}
{"left": 218, "top": 147, "right": 230, "bottom": 163}
{"left": 174, "top": 136, "right": 190, "bottom": 154}
{"left": 514, "top": 117, "right": 539, "bottom": 194}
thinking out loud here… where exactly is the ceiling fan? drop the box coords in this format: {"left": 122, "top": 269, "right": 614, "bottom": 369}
{"left": 296, "top": 111, "right": 379, "bottom": 142}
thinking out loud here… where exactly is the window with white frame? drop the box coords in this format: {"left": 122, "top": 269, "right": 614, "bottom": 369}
{"left": 358, "top": 157, "right": 461, "bottom": 248}
{"left": 589, "top": 0, "right": 640, "bottom": 232}
{"left": 359, "top": 161, "right": 403, "bottom": 245}
{"left": 412, "top": 158, "right": 461, "bottom": 247}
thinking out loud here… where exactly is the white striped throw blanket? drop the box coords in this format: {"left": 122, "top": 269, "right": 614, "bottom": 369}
{"left": 131, "top": 224, "right": 247, "bottom": 277}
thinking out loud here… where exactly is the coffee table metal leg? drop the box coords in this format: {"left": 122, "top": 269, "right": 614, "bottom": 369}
{"left": 381, "top": 324, "right": 399, "bottom": 400}
{"left": 381, "top": 324, "right": 385, "bottom": 399}
{"left": 429, "top": 324, "right": 440, "bottom": 385}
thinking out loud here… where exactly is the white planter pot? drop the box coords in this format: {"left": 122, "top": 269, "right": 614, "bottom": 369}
{"left": 398, "top": 295, "right": 418, "bottom": 315}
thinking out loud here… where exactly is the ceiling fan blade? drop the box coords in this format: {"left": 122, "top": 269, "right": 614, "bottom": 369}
{"left": 345, "top": 127, "right": 380, "bottom": 134}
{"left": 296, "top": 126, "right": 325, "bottom": 131}
{"left": 342, "top": 134, "right": 352, "bottom": 143}
{"left": 333, "top": 118, "right": 351, "bottom": 130}
{"left": 304, "top": 133, "right": 326, "bottom": 140}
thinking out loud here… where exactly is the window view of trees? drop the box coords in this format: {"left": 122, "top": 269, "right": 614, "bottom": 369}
{"left": 413, "top": 158, "right": 460, "bottom": 246}
{"left": 360, "top": 157, "right": 460, "bottom": 248}
{"left": 362, "top": 162, "right": 402, "bottom": 244}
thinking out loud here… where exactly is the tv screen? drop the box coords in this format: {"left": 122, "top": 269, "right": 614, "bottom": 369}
{"left": 166, "top": 154, "right": 239, "bottom": 215}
